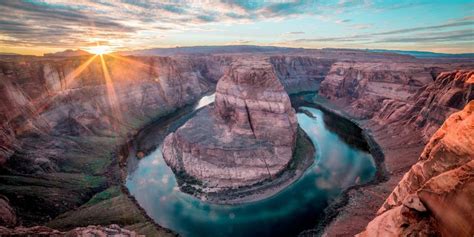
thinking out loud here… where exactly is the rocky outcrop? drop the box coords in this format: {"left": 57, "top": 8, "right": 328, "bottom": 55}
{"left": 162, "top": 60, "right": 297, "bottom": 192}
{"left": 0, "top": 224, "right": 142, "bottom": 236}
{"left": 358, "top": 101, "right": 474, "bottom": 237}
{"left": 0, "top": 195, "right": 16, "bottom": 227}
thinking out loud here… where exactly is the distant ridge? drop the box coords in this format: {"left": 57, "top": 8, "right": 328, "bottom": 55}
{"left": 44, "top": 49, "right": 91, "bottom": 57}
{"left": 118, "top": 45, "right": 303, "bottom": 56}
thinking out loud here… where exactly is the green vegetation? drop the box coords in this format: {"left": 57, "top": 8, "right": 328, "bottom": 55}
{"left": 84, "top": 186, "right": 121, "bottom": 206}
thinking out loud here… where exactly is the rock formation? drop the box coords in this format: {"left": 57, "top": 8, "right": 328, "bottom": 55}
{"left": 357, "top": 101, "right": 474, "bottom": 237}
{"left": 0, "top": 224, "right": 143, "bottom": 236}
{"left": 162, "top": 60, "right": 297, "bottom": 191}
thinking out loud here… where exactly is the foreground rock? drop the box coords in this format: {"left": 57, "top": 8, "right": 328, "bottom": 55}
{"left": 317, "top": 70, "right": 473, "bottom": 236}
{"left": 0, "top": 224, "right": 143, "bottom": 236}
{"left": 163, "top": 60, "right": 302, "bottom": 200}
{"left": 0, "top": 195, "right": 16, "bottom": 227}
{"left": 357, "top": 101, "right": 474, "bottom": 237}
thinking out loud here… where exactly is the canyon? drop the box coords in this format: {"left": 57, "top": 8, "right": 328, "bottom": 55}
{"left": 0, "top": 48, "right": 473, "bottom": 236}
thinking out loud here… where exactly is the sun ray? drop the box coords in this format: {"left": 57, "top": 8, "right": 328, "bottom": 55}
{"left": 99, "top": 54, "right": 123, "bottom": 130}
{"left": 63, "top": 55, "right": 98, "bottom": 89}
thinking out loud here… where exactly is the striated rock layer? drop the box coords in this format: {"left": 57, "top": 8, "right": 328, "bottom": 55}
{"left": 358, "top": 101, "right": 474, "bottom": 237}
{"left": 163, "top": 60, "right": 297, "bottom": 191}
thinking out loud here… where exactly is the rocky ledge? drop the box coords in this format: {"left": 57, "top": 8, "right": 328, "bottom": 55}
{"left": 0, "top": 224, "right": 143, "bottom": 236}
{"left": 162, "top": 60, "right": 313, "bottom": 202}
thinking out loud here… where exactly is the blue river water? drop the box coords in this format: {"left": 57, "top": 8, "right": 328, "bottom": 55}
{"left": 126, "top": 104, "right": 376, "bottom": 237}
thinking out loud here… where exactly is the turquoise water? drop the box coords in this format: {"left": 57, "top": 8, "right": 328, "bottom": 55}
{"left": 126, "top": 106, "right": 376, "bottom": 237}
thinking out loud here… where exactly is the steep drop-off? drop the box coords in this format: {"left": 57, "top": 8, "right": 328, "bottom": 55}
{"left": 358, "top": 101, "right": 474, "bottom": 237}
{"left": 319, "top": 70, "right": 473, "bottom": 236}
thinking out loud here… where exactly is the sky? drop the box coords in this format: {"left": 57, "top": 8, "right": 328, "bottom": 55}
{"left": 0, "top": 0, "right": 473, "bottom": 56}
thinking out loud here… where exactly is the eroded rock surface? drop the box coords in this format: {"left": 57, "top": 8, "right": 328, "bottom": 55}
{"left": 358, "top": 101, "right": 474, "bottom": 237}
{"left": 163, "top": 60, "right": 297, "bottom": 192}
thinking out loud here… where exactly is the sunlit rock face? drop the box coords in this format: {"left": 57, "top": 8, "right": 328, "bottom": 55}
{"left": 0, "top": 56, "right": 232, "bottom": 171}
{"left": 358, "top": 101, "right": 474, "bottom": 237}
{"left": 162, "top": 60, "right": 297, "bottom": 190}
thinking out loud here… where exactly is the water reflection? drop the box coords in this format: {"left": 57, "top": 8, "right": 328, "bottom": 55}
{"left": 126, "top": 106, "right": 375, "bottom": 237}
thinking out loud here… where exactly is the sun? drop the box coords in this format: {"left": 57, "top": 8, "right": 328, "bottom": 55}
{"left": 86, "top": 45, "right": 113, "bottom": 55}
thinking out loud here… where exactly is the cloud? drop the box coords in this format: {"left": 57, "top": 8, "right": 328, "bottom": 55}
{"left": 0, "top": 1, "right": 472, "bottom": 54}
{"left": 288, "top": 31, "right": 305, "bottom": 34}
{"left": 335, "top": 19, "right": 351, "bottom": 24}
{"left": 376, "top": 29, "right": 474, "bottom": 43}
{"left": 373, "top": 21, "right": 474, "bottom": 36}
{"left": 291, "top": 17, "right": 474, "bottom": 44}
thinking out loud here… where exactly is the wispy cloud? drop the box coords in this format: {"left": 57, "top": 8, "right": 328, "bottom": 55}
{"left": 291, "top": 17, "right": 474, "bottom": 44}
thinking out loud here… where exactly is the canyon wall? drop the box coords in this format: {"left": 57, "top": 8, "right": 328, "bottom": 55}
{"left": 358, "top": 101, "right": 474, "bottom": 237}
{"left": 319, "top": 62, "right": 473, "bottom": 140}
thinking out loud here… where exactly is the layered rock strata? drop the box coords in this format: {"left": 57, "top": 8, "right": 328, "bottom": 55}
{"left": 163, "top": 60, "right": 297, "bottom": 191}
{"left": 358, "top": 101, "right": 474, "bottom": 237}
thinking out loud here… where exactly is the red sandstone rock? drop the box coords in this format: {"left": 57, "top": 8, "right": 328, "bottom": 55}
{"left": 358, "top": 101, "right": 474, "bottom": 237}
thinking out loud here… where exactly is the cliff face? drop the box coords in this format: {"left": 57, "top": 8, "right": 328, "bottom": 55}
{"left": 0, "top": 55, "right": 230, "bottom": 170}
{"left": 162, "top": 60, "right": 297, "bottom": 190}
{"left": 319, "top": 62, "right": 439, "bottom": 119}
{"left": 269, "top": 56, "right": 334, "bottom": 94}
{"left": 319, "top": 69, "right": 473, "bottom": 236}
{"left": 358, "top": 101, "right": 474, "bottom": 237}
{"left": 319, "top": 62, "right": 473, "bottom": 139}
